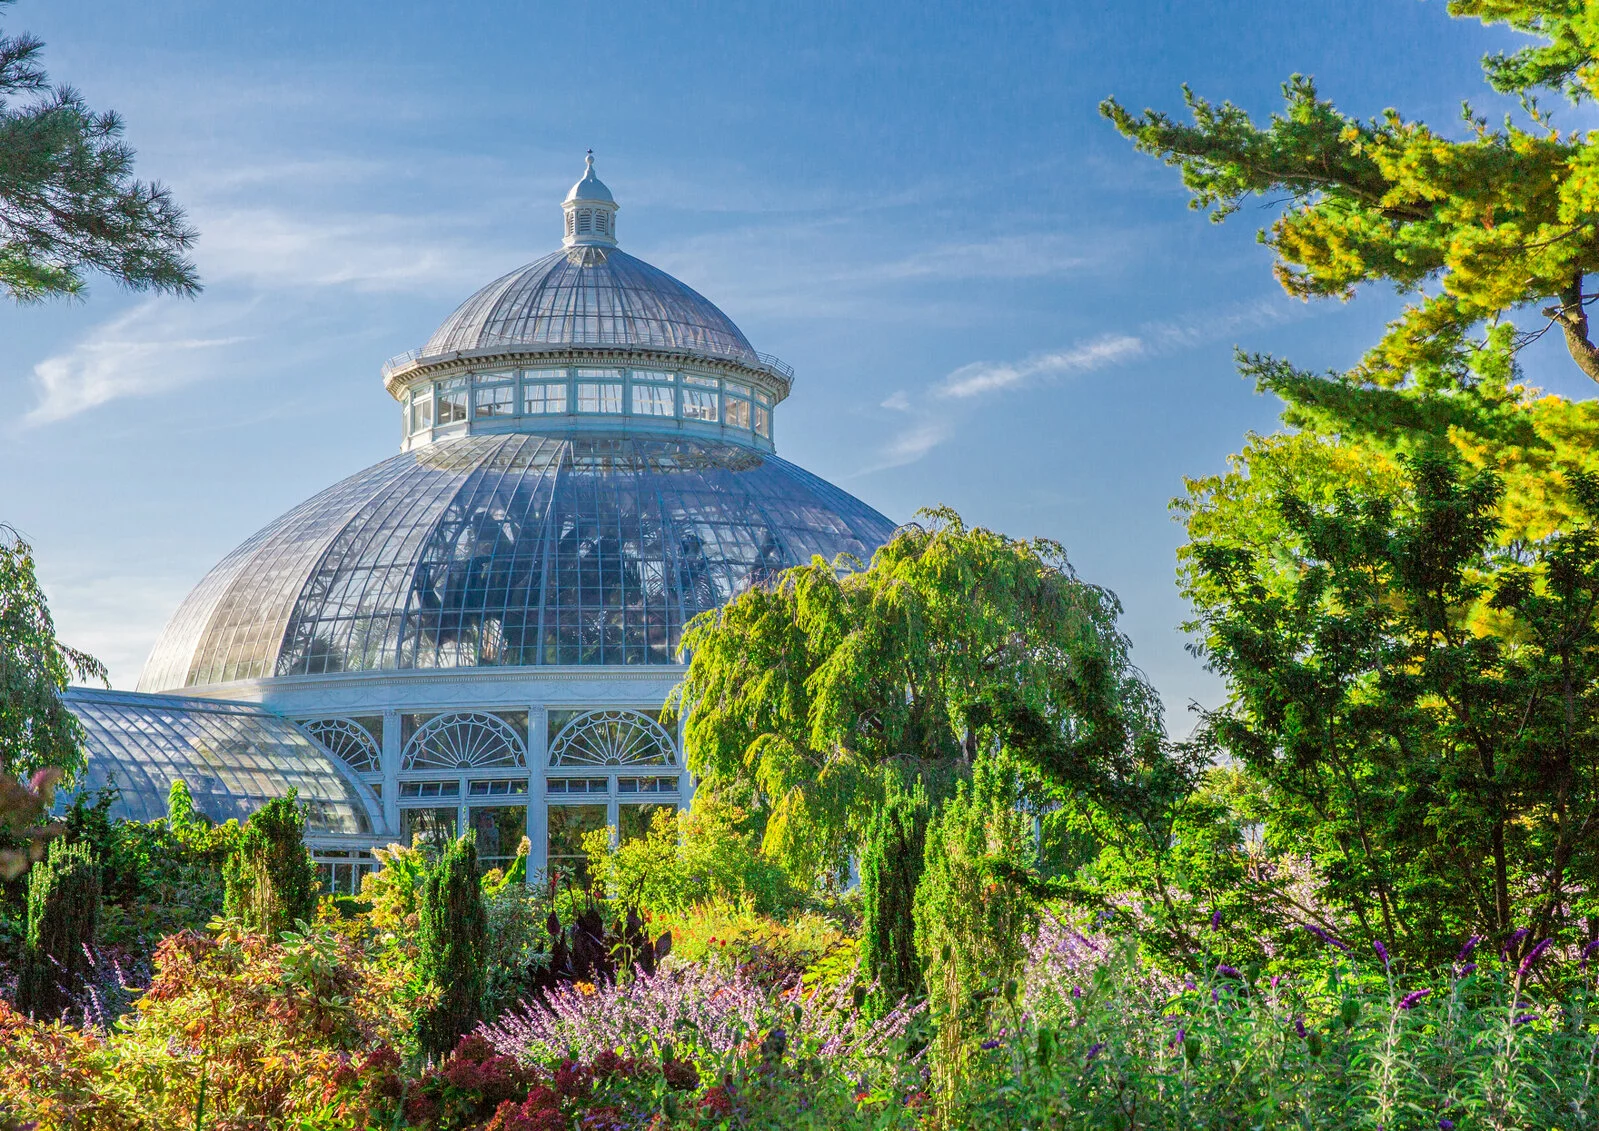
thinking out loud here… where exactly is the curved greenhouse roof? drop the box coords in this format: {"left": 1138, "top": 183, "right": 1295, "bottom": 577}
{"left": 139, "top": 433, "right": 895, "bottom": 689}
{"left": 63, "top": 687, "right": 385, "bottom": 836}
{"left": 419, "top": 246, "right": 760, "bottom": 366}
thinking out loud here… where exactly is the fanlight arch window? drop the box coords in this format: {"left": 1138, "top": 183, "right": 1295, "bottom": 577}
{"left": 303, "top": 717, "right": 381, "bottom": 774}
{"left": 549, "top": 710, "right": 677, "bottom": 768}
{"left": 403, "top": 712, "right": 526, "bottom": 771}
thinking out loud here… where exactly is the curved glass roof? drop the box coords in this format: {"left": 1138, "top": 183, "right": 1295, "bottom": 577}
{"left": 139, "top": 433, "right": 895, "bottom": 689}
{"left": 421, "top": 247, "right": 760, "bottom": 366}
{"left": 62, "top": 688, "right": 384, "bottom": 836}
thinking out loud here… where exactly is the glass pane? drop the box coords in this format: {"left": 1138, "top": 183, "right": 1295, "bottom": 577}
{"left": 683, "top": 374, "right": 718, "bottom": 388}
{"left": 682, "top": 388, "right": 718, "bottom": 422}
{"left": 523, "top": 382, "right": 568, "bottom": 414}
{"left": 725, "top": 382, "right": 750, "bottom": 397}
{"left": 468, "top": 805, "right": 527, "bottom": 872}
{"left": 436, "top": 381, "right": 468, "bottom": 424}
{"left": 546, "top": 803, "right": 607, "bottom": 882}
{"left": 632, "top": 384, "right": 674, "bottom": 417}
{"left": 577, "top": 382, "right": 623, "bottom": 414}
{"left": 726, "top": 399, "right": 751, "bottom": 429}
{"left": 475, "top": 385, "right": 516, "bottom": 418}
{"left": 754, "top": 406, "right": 770, "bottom": 437}
{"left": 404, "top": 806, "right": 458, "bottom": 846}
{"left": 620, "top": 802, "right": 672, "bottom": 843}
{"left": 411, "top": 398, "right": 433, "bottom": 432}
{"left": 632, "top": 369, "right": 675, "bottom": 383}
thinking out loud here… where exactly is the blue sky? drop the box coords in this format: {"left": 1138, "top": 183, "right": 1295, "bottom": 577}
{"left": 0, "top": 1, "right": 1575, "bottom": 726}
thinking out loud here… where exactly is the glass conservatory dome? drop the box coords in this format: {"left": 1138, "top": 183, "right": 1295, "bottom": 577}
{"left": 138, "top": 156, "right": 896, "bottom": 692}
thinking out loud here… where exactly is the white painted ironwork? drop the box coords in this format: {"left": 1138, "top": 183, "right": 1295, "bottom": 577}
{"left": 548, "top": 709, "right": 676, "bottom": 767}
{"left": 402, "top": 711, "right": 527, "bottom": 770}
{"left": 302, "top": 717, "right": 381, "bottom": 774}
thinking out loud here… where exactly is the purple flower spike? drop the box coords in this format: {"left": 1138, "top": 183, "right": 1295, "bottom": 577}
{"left": 1086, "top": 1042, "right": 1104, "bottom": 1061}
{"left": 1581, "top": 939, "right": 1599, "bottom": 971}
{"left": 1439, "top": 1120, "right": 1454, "bottom": 1130}
{"left": 1502, "top": 927, "right": 1530, "bottom": 960}
{"left": 1456, "top": 935, "right": 1482, "bottom": 962}
{"left": 1216, "top": 964, "right": 1241, "bottom": 979}
{"left": 1270, "top": 975, "right": 1281, "bottom": 989}
{"left": 1294, "top": 1017, "right": 1307, "bottom": 1038}
{"left": 1518, "top": 938, "right": 1553, "bottom": 977}
{"left": 1373, "top": 940, "right": 1390, "bottom": 968}
{"left": 1072, "top": 985, "right": 1082, "bottom": 999}
{"left": 980, "top": 1039, "right": 1001, "bottom": 1050}
{"left": 1210, "top": 909, "right": 1223, "bottom": 931}
{"left": 1514, "top": 1012, "right": 1538, "bottom": 1026}
{"left": 1456, "top": 963, "right": 1477, "bottom": 978}
{"left": 1397, "top": 988, "right": 1431, "bottom": 1010}
{"left": 1303, "top": 923, "right": 1350, "bottom": 952}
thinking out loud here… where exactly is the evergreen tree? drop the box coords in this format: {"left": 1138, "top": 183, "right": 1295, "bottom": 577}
{"left": 860, "top": 780, "right": 928, "bottom": 1014}
{"left": 416, "top": 831, "right": 487, "bottom": 1061}
{"left": 0, "top": 0, "right": 198, "bottom": 301}
{"left": 15, "top": 835, "right": 98, "bottom": 1019}
{"left": 222, "top": 793, "right": 317, "bottom": 937}
{"left": 914, "top": 757, "right": 1038, "bottom": 1114}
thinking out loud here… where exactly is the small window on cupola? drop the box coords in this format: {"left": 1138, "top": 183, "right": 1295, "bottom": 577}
{"left": 566, "top": 213, "right": 576, "bottom": 237}
{"left": 577, "top": 210, "right": 593, "bottom": 233}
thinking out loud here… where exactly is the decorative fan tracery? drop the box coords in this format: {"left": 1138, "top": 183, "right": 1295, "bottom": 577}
{"left": 549, "top": 709, "right": 676, "bottom": 767}
{"left": 302, "top": 717, "right": 381, "bottom": 774}
{"left": 402, "top": 712, "right": 526, "bottom": 770}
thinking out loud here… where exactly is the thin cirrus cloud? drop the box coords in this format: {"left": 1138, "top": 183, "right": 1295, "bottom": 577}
{"left": 25, "top": 299, "right": 252, "bottom": 425}
{"left": 861, "top": 298, "right": 1303, "bottom": 474}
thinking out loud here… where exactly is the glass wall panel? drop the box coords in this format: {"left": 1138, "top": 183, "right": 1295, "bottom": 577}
{"left": 436, "top": 380, "right": 468, "bottom": 425}
{"left": 754, "top": 406, "right": 770, "bottom": 438}
{"left": 632, "top": 384, "right": 674, "bottom": 417}
{"left": 475, "top": 385, "right": 516, "bottom": 418}
{"left": 523, "top": 382, "right": 567, "bottom": 414}
{"left": 411, "top": 397, "right": 434, "bottom": 433}
{"left": 620, "top": 802, "right": 673, "bottom": 843}
{"left": 725, "top": 399, "right": 751, "bottom": 430}
{"left": 577, "top": 382, "right": 623, "bottom": 414}
{"left": 682, "top": 389, "right": 718, "bottom": 422}
{"left": 404, "top": 806, "right": 458, "bottom": 846}
{"left": 469, "top": 804, "right": 527, "bottom": 872}
{"left": 547, "top": 803, "right": 607, "bottom": 880}
{"left": 632, "top": 370, "right": 675, "bottom": 383}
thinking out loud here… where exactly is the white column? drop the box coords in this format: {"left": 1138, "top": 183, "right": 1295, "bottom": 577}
{"left": 527, "top": 704, "right": 548, "bottom": 884}
{"left": 381, "top": 709, "right": 401, "bottom": 838}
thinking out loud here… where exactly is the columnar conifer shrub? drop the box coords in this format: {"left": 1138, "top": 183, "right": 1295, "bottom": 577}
{"left": 915, "top": 756, "right": 1039, "bottom": 1108}
{"left": 221, "top": 792, "right": 317, "bottom": 937}
{"left": 861, "top": 780, "right": 928, "bottom": 1014}
{"left": 416, "top": 830, "right": 486, "bottom": 1061}
{"left": 15, "top": 835, "right": 99, "bottom": 1019}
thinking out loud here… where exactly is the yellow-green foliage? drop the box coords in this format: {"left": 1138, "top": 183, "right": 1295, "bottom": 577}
{"left": 657, "top": 900, "right": 850, "bottom": 987}
{"left": 582, "top": 798, "right": 799, "bottom": 915}
{"left": 358, "top": 842, "right": 429, "bottom": 932}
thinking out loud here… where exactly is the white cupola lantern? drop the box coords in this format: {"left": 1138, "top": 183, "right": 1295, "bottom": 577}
{"left": 562, "top": 150, "right": 619, "bottom": 249}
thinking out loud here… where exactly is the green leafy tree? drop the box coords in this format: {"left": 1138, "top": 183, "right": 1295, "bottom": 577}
{"left": 1101, "top": 4, "right": 1599, "bottom": 390}
{"left": 15, "top": 835, "right": 98, "bottom": 1018}
{"left": 860, "top": 780, "right": 928, "bottom": 1014}
{"left": 416, "top": 831, "right": 486, "bottom": 1061}
{"left": 0, "top": 0, "right": 198, "bottom": 301}
{"left": 669, "top": 508, "right": 1168, "bottom": 886}
{"left": 222, "top": 793, "right": 318, "bottom": 937}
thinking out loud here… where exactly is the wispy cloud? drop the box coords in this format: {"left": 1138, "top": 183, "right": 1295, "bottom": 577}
{"left": 939, "top": 334, "right": 1145, "bottom": 398}
{"left": 936, "top": 298, "right": 1295, "bottom": 401}
{"left": 26, "top": 300, "right": 252, "bottom": 424}
{"left": 863, "top": 297, "right": 1302, "bottom": 474}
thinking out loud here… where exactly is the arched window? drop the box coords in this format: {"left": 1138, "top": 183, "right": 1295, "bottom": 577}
{"left": 402, "top": 712, "right": 526, "bottom": 771}
{"left": 302, "top": 717, "right": 381, "bottom": 774}
{"left": 548, "top": 709, "right": 676, "bottom": 767}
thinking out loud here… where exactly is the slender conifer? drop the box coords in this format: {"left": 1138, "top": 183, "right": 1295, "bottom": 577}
{"left": 222, "top": 792, "right": 318, "bottom": 936}
{"left": 15, "top": 836, "right": 99, "bottom": 1018}
{"left": 861, "top": 780, "right": 928, "bottom": 1014}
{"left": 416, "top": 831, "right": 487, "bottom": 1061}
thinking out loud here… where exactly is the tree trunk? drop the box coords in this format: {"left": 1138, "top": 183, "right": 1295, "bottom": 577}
{"left": 1546, "top": 280, "right": 1599, "bottom": 386}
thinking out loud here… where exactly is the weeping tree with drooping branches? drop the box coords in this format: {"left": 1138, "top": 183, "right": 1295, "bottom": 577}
{"left": 667, "top": 507, "right": 1180, "bottom": 902}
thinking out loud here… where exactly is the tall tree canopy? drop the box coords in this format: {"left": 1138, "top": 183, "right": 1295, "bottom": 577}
{"left": 0, "top": 0, "right": 198, "bottom": 301}
{"left": 1110, "top": 3, "right": 1599, "bottom": 961}
{"left": 667, "top": 509, "right": 1171, "bottom": 882}
{"left": 1102, "top": 2, "right": 1599, "bottom": 390}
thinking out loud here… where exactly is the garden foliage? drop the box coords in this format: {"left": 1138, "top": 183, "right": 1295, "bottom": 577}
{"left": 222, "top": 791, "right": 317, "bottom": 937}
{"left": 416, "top": 831, "right": 488, "bottom": 1061}
{"left": 860, "top": 778, "right": 927, "bottom": 1014}
{"left": 14, "top": 835, "right": 98, "bottom": 1020}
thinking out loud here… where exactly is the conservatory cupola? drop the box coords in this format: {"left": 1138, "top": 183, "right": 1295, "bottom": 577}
{"left": 562, "top": 151, "right": 618, "bottom": 248}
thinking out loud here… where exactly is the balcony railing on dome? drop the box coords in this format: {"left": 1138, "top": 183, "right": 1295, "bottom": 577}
{"left": 382, "top": 336, "right": 795, "bottom": 389}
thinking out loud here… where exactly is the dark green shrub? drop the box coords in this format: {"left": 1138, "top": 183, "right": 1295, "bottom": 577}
{"left": 222, "top": 792, "right": 317, "bottom": 936}
{"left": 861, "top": 780, "right": 928, "bottom": 1014}
{"left": 416, "top": 831, "right": 487, "bottom": 1061}
{"left": 15, "top": 836, "right": 99, "bottom": 1018}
